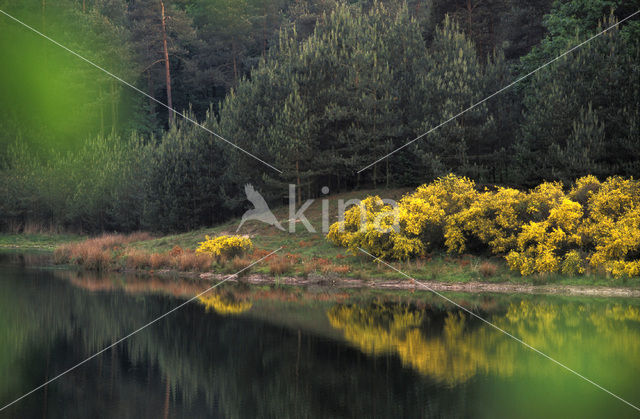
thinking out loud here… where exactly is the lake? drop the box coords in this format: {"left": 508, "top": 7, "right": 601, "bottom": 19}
{"left": 0, "top": 252, "right": 639, "bottom": 418}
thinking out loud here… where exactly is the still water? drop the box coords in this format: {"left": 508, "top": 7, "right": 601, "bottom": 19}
{"left": 0, "top": 252, "right": 639, "bottom": 418}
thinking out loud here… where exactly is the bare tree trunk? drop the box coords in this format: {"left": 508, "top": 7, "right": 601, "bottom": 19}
{"left": 160, "top": 1, "right": 174, "bottom": 126}
{"left": 466, "top": 0, "right": 474, "bottom": 39}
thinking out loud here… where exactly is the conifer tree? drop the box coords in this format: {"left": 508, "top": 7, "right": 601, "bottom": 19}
{"left": 418, "top": 16, "right": 495, "bottom": 179}
{"left": 517, "top": 14, "right": 639, "bottom": 183}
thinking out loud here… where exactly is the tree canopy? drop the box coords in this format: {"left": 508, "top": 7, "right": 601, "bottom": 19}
{"left": 0, "top": 0, "right": 638, "bottom": 232}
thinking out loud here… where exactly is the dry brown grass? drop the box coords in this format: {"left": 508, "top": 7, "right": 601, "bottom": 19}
{"left": 150, "top": 252, "right": 172, "bottom": 269}
{"left": 231, "top": 255, "right": 253, "bottom": 271}
{"left": 125, "top": 232, "right": 154, "bottom": 243}
{"left": 125, "top": 249, "right": 151, "bottom": 269}
{"left": 175, "top": 251, "right": 212, "bottom": 272}
{"left": 53, "top": 232, "right": 155, "bottom": 270}
{"left": 301, "top": 257, "right": 335, "bottom": 276}
{"left": 318, "top": 262, "right": 351, "bottom": 274}
{"left": 302, "top": 261, "right": 317, "bottom": 276}
{"left": 269, "top": 255, "right": 293, "bottom": 275}
{"left": 83, "top": 248, "right": 112, "bottom": 271}
{"left": 55, "top": 242, "right": 111, "bottom": 269}
{"left": 52, "top": 232, "right": 221, "bottom": 273}
{"left": 458, "top": 258, "right": 471, "bottom": 267}
{"left": 328, "top": 265, "right": 351, "bottom": 274}
{"left": 169, "top": 245, "right": 183, "bottom": 257}
{"left": 479, "top": 261, "right": 498, "bottom": 278}
{"left": 251, "top": 248, "right": 272, "bottom": 259}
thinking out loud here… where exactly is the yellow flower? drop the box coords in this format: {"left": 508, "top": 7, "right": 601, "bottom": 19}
{"left": 196, "top": 235, "right": 253, "bottom": 258}
{"left": 325, "top": 174, "right": 640, "bottom": 278}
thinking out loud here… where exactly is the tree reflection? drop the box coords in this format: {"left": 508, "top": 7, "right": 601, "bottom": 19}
{"left": 2, "top": 255, "right": 640, "bottom": 417}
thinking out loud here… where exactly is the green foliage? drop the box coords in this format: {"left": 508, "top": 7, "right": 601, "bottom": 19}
{"left": 516, "top": 13, "right": 640, "bottom": 185}
{"left": 0, "top": 134, "right": 148, "bottom": 232}
{"left": 143, "top": 110, "right": 235, "bottom": 232}
{"left": 0, "top": 0, "right": 638, "bottom": 237}
{"left": 520, "top": 0, "right": 640, "bottom": 72}
{"left": 0, "top": 0, "right": 151, "bottom": 151}
{"left": 216, "top": 2, "right": 513, "bottom": 196}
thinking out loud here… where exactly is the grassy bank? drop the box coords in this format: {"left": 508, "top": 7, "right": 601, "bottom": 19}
{"left": 0, "top": 233, "right": 85, "bottom": 250}
{"left": 4, "top": 188, "right": 638, "bottom": 289}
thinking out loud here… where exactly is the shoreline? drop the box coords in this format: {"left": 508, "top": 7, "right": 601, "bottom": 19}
{"left": 196, "top": 272, "right": 640, "bottom": 298}
{"left": 3, "top": 234, "right": 640, "bottom": 299}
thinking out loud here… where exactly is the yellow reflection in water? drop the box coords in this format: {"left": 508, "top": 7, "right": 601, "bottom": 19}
{"left": 198, "top": 294, "right": 253, "bottom": 315}
{"left": 328, "top": 299, "right": 640, "bottom": 386}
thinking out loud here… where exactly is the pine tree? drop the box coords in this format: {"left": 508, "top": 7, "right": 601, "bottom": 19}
{"left": 517, "top": 13, "right": 640, "bottom": 183}
{"left": 128, "top": 0, "right": 196, "bottom": 128}
{"left": 418, "top": 15, "right": 495, "bottom": 179}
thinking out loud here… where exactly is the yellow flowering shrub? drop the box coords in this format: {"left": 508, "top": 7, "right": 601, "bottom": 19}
{"left": 522, "top": 181, "right": 565, "bottom": 221}
{"left": 327, "top": 196, "right": 423, "bottom": 260}
{"left": 196, "top": 235, "right": 253, "bottom": 259}
{"left": 568, "top": 175, "right": 601, "bottom": 205}
{"left": 398, "top": 174, "right": 477, "bottom": 248}
{"left": 561, "top": 250, "right": 585, "bottom": 275}
{"left": 445, "top": 186, "right": 527, "bottom": 254}
{"left": 326, "top": 174, "right": 640, "bottom": 278}
{"left": 580, "top": 176, "right": 640, "bottom": 278}
{"left": 505, "top": 198, "right": 584, "bottom": 275}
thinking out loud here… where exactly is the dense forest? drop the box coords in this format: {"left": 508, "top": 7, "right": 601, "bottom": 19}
{"left": 0, "top": 0, "right": 638, "bottom": 233}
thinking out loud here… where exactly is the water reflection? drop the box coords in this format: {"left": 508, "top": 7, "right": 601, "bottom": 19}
{"left": 1, "top": 252, "right": 639, "bottom": 418}
{"left": 328, "top": 300, "right": 640, "bottom": 387}
{"left": 198, "top": 294, "right": 253, "bottom": 315}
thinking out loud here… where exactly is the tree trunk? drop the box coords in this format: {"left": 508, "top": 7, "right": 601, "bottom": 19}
{"left": 160, "top": 1, "right": 174, "bottom": 126}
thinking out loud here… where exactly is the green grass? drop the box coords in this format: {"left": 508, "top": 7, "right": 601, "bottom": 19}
{"left": 126, "top": 187, "right": 413, "bottom": 276}
{"left": 129, "top": 187, "right": 411, "bottom": 252}
{"left": 0, "top": 233, "right": 85, "bottom": 250}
